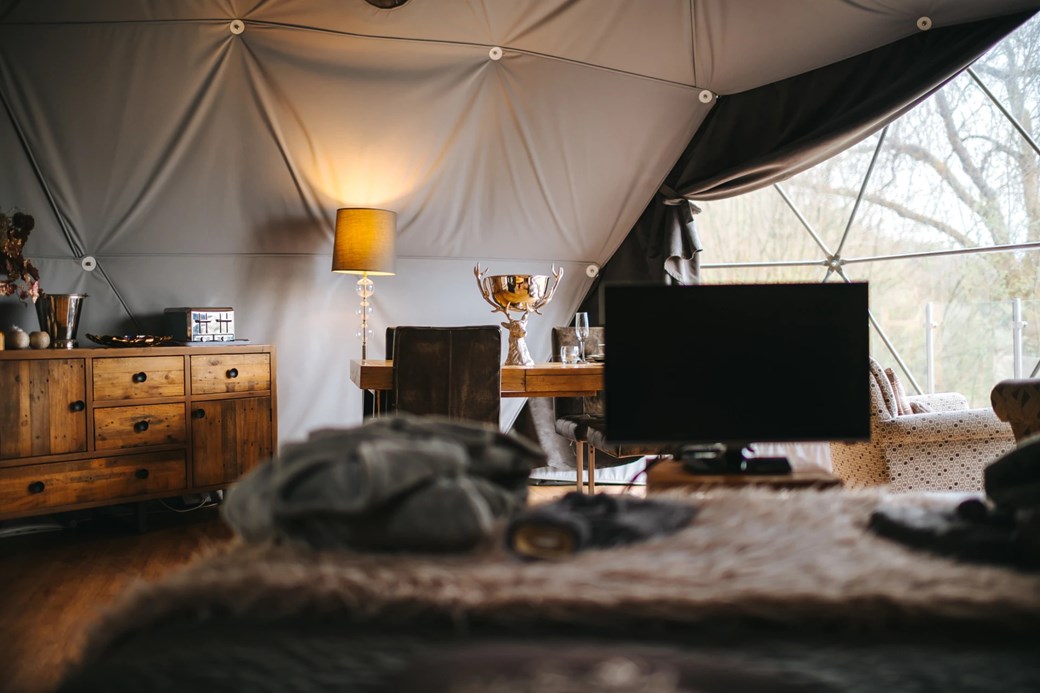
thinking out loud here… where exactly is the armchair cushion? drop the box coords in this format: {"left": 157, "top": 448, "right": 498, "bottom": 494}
{"left": 911, "top": 392, "right": 969, "bottom": 413}
{"left": 879, "top": 408, "right": 1012, "bottom": 445}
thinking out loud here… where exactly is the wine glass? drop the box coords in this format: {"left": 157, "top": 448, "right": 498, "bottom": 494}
{"left": 574, "top": 312, "right": 590, "bottom": 363}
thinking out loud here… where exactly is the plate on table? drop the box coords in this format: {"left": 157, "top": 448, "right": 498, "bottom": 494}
{"left": 87, "top": 334, "right": 174, "bottom": 348}
{"left": 586, "top": 353, "right": 605, "bottom": 363}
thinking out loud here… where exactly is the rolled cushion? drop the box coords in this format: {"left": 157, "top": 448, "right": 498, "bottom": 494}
{"left": 869, "top": 357, "right": 899, "bottom": 417}
{"left": 886, "top": 368, "right": 913, "bottom": 416}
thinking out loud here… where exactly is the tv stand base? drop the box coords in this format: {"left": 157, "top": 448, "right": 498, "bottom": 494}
{"left": 680, "top": 444, "right": 791, "bottom": 476}
{"left": 648, "top": 459, "right": 839, "bottom": 492}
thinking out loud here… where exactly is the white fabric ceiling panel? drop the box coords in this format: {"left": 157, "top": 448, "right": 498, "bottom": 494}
{"left": 4, "top": 0, "right": 698, "bottom": 84}
{"left": 247, "top": 0, "right": 698, "bottom": 86}
{"left": 692, "top": 0, "right": 1040, "bottom": 94}
{"left": 233, "top": 24, "right": 708, "bottom": 262}
{"left": 0, "top": 21, "right": 321, "bottom": 257}
{"left": 0, "top": 0, "right": 262, "bottom": 23}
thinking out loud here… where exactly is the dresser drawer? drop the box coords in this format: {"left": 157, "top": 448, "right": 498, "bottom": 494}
{"left": 0, "top": 452, "right": 186, "bottom": 514}
{"left": 94, "top": 403, "right": 186, "bottom": 451}
{"left": 191, "top": 354, "right": 270, "bottom": 395}
{"left": 93, "top": 356, "right": 185, "bottom": 401}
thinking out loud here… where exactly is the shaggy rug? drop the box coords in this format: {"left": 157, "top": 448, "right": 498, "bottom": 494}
{"left": 61, "top": 488, "right": 1040, "bottom": 692}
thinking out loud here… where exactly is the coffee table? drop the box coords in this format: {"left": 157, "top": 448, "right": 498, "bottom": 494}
{"left": 646, "top": 458, "right": 842, "bottom": 492}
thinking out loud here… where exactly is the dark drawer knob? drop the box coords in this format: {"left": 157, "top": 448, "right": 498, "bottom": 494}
{"left": 133, "top": 420, "right": 150, "bottom": 433}
{"left": 226, "top": 368, "right": 239, "bottom": 379}
{"left": 135, "top": 468, "right": 150, "bottom": 480}
{"left": 132, "top": 372, "right": 148, "bottom": 383}
{"left": 28, "top": 481, "right": 45, "bottom": 494}
{"left": 192, "top": 408, "right": 206, "bottom": 419}
{"left": 69, "top": 400, "right": 86, "bottom": 412}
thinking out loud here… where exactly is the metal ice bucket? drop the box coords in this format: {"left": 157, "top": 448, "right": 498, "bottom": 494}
{"left": 35, "top": 293, "right": 88, "bottom": 349}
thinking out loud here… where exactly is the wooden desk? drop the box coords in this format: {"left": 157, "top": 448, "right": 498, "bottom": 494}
{"left": 350, "top": 359, "right": 603, "bottom": 398}
{"left": 646, "top": 459, "right": 842, "bottom": 492}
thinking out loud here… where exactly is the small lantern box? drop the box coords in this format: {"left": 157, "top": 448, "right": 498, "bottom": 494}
{"left": 165, "top": 307, "right": 235, "bottom": 342}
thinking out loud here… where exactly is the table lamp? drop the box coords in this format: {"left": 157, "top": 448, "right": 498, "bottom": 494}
{"left": 332, "top": 208, "right": 396, "bottom": 361}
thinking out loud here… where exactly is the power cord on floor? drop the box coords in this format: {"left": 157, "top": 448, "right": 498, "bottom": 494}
{"left": 158, "top": 493, "right": 221, "bottom": 513}
{"left": 623, "top": 456, "right": 669, "bottom": 493}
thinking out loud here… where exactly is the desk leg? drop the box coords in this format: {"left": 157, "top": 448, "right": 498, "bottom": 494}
{"left": 363, "top": 389, "right": 391, "bottom": 418}
{"left": 575, "top": 441, "right": 585, "bottom": 494}
{"left": 588, "top": 447, "right": 596, "bottom": 495}
{"left": 363, "top": 389, "right": 378, "bottom": 418}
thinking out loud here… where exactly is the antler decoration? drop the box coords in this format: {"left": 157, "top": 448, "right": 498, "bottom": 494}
{"left": 474, "top": 264, "right": 512, "bottom": 315}
{"left": 529, "top": 264, "right": 563, "bottom": 316}
{"left": 473, "top": 263, "right": 564, "bottom": 366}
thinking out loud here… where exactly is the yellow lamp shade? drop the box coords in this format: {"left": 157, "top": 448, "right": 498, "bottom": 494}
{"left": 332, "top": 208, "right": 396, "bottom": 275}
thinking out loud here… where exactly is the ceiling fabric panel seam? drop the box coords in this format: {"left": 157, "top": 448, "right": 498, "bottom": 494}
{"left": 99, "top": 39, "right": 237, "bottom": 253}
{"left": 689, "top": 0, "right": 697, "bottom": 88}
{"left": 212, "top": 19, "right": 702, "bottom": 90}
{"left": 0, "top": 19, "right": 240, "bottom": 27}
{"left": 238, "top": 38, "right": 327, "bottom": 231}
{"left": 90, "top": 261, "right": 140, "bottom": 332}
{"left": 81, "top": 251, "right": 584, "bottom": 265}
{"left": 2, "top": 17, "right": 702, "bottom": 89}
{"left": 0, "top": 56, "right": 83, "bottom": 258}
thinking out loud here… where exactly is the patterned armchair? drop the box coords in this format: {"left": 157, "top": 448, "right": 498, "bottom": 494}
{"left": 991, "top": 379, "right": 1040, "bottom": 442}
{"left": 830, "top": 359, "right": 1015, "bottom": 492}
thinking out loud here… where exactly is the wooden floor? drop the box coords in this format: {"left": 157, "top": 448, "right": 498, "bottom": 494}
{"left": 0, "top": 483, "right": 640, "bottom": 693}
{"left": 0, "top": 504, "right": 233, "bottom": 693}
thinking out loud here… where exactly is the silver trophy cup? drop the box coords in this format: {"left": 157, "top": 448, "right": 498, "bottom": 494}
{"left": 475, "top": 264, "right": 563, "bottom": 366}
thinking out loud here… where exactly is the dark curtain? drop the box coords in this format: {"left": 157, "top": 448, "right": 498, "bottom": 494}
{"left": 581, "top": 9, "right": 1036, "bottom": 313}
{"left": 577, "top": 190, "right": 702, "bottom": 324}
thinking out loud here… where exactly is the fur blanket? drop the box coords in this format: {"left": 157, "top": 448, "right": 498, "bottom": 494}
{"left": 81, "top": 488, "right": 1040, "bottom": 656}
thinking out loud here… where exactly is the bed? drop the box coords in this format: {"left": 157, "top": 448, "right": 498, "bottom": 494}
{"left": 57, "top": 488, "right": 1040, "bottom": 692}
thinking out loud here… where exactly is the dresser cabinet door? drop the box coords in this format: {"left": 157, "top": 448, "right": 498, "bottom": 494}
{"left": 0, "top": 359, "right": 88, "bottom": 459}
{"left": 190, "top": 397, "right": 272, "bottom": 486}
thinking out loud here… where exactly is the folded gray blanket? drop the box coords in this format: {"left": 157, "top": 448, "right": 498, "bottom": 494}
{"left": 223, "top": 414, "right": 546, "bottom": 552}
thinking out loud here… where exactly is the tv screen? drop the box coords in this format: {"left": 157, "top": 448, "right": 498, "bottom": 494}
{"left": 604, "top": 282, "right": 870, "bottom": 456}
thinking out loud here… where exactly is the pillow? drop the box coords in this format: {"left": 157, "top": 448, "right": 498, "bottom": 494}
{"left": 868, "top": 357, "right": 899, "bottom": 417}
{"left": 909, "top": 400, "right": 933, "bottom": 414}
{"left": 885, "top": 368, "right": 913, "bottom": 416}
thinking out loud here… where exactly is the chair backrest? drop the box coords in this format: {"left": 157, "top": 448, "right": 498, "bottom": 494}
{"left": 551, "top": 326, "right": 605, "bottom": 418}
{"left": 391, "top": 325, "right": 502, "bottom": 425}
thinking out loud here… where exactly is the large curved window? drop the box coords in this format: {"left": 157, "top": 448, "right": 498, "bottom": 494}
{"left": 697, "top": 13, "right": 1040, "bottom": 408}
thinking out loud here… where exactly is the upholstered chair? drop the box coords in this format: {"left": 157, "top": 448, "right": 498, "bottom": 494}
{"left": 991, "top": 379, "right": 1040, "bottom": 442}
{"left": 389, "top": 326, "right": 502, "bottom": 426}
{"left": 830, "top": 358, "right": 1015, "bottom": 492}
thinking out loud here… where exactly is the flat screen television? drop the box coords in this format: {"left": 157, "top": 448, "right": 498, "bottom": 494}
{"left": 604, "top": 282, "right": 870, "bottom": 473}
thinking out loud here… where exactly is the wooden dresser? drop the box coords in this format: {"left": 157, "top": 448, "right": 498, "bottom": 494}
{"left": 0, "top": 344, "right": 276, "bottom": 520}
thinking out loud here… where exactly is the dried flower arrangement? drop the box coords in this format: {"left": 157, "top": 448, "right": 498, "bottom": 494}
{"left": 1, "top": 210, "right": 40, "bottom": 303}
